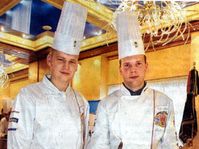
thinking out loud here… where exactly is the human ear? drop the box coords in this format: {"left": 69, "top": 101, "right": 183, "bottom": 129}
{"left": 46, "top": 53, "right": 52, "bottom": 67}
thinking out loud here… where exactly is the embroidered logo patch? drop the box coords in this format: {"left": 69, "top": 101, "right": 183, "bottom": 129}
{"left": 154, "top": 111, "right": 168, "bottom": 127}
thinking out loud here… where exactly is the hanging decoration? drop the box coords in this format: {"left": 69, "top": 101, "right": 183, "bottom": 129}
{"left": 0, "top": 51, "right": 10, "bottom": 88}
{"left": 0, "top": 65, "right": 9, "bottom": 88}
{"left": 111, "top": 0, "right": 192, "bottom": 50}
{"left": 179, "top": 62, "right": 199, "bottom": 146}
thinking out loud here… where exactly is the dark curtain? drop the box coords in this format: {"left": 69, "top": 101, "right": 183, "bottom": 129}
{"left": 179, "top": 68, "right": 199, "bottom": 144}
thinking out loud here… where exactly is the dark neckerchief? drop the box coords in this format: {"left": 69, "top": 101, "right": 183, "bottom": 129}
{"left": 123, "top": 82, "right": 146, "bottom": 96}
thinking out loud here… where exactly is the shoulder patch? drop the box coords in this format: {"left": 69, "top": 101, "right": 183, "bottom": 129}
{"left": 154, "top": 111, "right": 168, "bottom": 127}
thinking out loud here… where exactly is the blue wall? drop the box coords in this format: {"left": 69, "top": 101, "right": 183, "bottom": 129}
{"left": 88, "top": 100, "right": 100, "bottom": 114}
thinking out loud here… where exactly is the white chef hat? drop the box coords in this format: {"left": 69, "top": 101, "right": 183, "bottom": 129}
{"left": 52, "top": 2, "right": 87, "bottom": 55}
{"left": 116, "top": 11, "right": 145, "bottom": 59}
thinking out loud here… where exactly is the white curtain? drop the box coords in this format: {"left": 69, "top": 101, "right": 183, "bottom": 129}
{"left": 108, "top": 77, "right": 187, "bottom": 136}
{"left": 11, "top": 0, "right": 32, "bottom": 34}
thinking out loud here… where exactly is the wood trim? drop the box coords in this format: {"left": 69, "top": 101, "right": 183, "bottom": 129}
{"left": 0, "top": 42, "right": 37, "bottom": 64}
{"left": 80, "top": 33, "right": 192, "bottom": 60}
{"left": 0, "top": 0, "right": 20, "bottom": 16}
{"left": 2, "top": 21, "right": 199, "bottom": 63}
{"left": 79, "top": 42, "right": 117, "bottom": 60}
{"left": 8, "top": 68, "right": 29, "bottom": 82}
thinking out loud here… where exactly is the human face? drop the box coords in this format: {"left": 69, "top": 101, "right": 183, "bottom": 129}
{"left": 120, "top": 55, "right": 148, "bottom": 91}
{"left": 47, "top": 50, "right": 78, "bottom": 85}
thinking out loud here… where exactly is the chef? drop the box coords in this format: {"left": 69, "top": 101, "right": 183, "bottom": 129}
{"left": 8, "top": 2, "right": 89, "bottom": 149}
{"left": 87, "top": 11, "right": 178, "bottom": 149}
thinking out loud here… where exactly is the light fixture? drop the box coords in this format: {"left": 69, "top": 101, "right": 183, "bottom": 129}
{"left": 42, "top": 25, "right": 52, "bottom": 31}
{"left": 0, "top": 26, "right": 5, "bottom": 32}
{"left": 95, "top": 30, "right": 103, "bottom": 36}
{"left": 22, "top": 33, "right": 34, "bottom": 39}
{"left": 0, "top": 25, "right": 10, "bottom": 32}
{"left": 0, "top": 66, "right": 9, "bottom": 88}
{"left": 5, "top": 10, "right": 12, "bottom": 16}
{"left": 112, "top": 0, "right": 192, "bottom": 50}
{"left": 0, "top": 51, "right": 9, "bottom": 88}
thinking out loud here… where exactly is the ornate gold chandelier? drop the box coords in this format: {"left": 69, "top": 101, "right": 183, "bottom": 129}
{"left": 0, "top": 66, "right": 9, "bottom": 88}
{"left": 112, "top": 0, "right": 192, "bottom": 50}
{"left": 0, "top": 51, "right": 9, "bottom": 88}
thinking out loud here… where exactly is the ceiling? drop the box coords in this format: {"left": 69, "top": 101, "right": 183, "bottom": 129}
{"left": 0, "top": 0, "right": 199, "bottom": 76}
{"left": 0, "top": 0, "right": 107, "bottom": 38}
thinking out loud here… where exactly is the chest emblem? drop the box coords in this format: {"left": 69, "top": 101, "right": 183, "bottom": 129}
{"left": 154, "top": 111, "right": 168, "bottom": 127}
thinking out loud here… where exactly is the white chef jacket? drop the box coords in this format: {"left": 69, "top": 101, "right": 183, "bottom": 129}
{"left": 87, "top": 84, "right": 178, "bottom": 149}
{"left": 8, "top": 75, "right": 89, "bottom": 149}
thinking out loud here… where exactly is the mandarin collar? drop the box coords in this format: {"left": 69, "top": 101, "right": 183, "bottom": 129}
{"left": 121, "top": 82, "right": 148, "bottom": 96}
{"left": 42, "top": 75, "right": 71, "bottom": 95}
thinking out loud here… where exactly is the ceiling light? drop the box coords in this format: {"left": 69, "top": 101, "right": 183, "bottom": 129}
{"left": 0, "top": 26, "right": 10, "bottom": 32}
{"left": 42, "top": 25, "right": 52, "bottom": 31}
{"left": 22, "top": 33, "right": 27, "bottom": 38}
{"left": 0, "top": 26, "right": 5, "bottom": 32}
{"left": 22, "top": 33, "right": 34, "bottom": 39}
{"left": 5, "top": 11, "right": 12, "bottom": 16}
{"left": 94, "top": 30, "right": 103, "bottom": 36}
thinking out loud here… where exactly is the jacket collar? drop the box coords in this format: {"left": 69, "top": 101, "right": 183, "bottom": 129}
{"left": 42, "top": 75, "right": 71, "bottom": 95}
{"left": 121, "top": 83, "right": 148, "bottom": 96}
